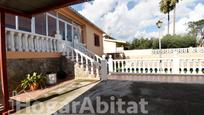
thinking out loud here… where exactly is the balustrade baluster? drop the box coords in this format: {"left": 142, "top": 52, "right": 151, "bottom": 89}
{"left": 33, "top": 36, "right": 38, "bottom": 52}
{"left": 86, "top": 58, "right": 88, "bottom": 72}
{"left": 22, "top": 34, "right": 28, "bottom": 52}
{"left": 114, "top": 61, "right": 117, "bottom": 72}
{"left": 46, "top": 38, "right": 49, "bottom": 52}
{"left": 50, "top": 39, "right": 54, "bottom": 52}
{"left": 76, "top": 52, "right": 79, "bottom": 63}
{"left": 91, "top": 60, "right": 94, "bottom": 74}
{"left": 80, "top": 55, "right": 83, "bottom": 68}
{"left": 35, "top": 36, "right": 40, "bottom": 52}
{"left": 7, "top": 31, "right": 15, "bottom": 51}
{"left": 15, "top": 32, "right": 22, "bottom": 51}
{"left": 121, "top": 61, "right": 124, "bottom": 73}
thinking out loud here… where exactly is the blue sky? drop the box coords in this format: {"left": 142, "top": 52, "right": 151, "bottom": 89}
{"left": 72, "top": 0, "right": 204, "bottom": 41}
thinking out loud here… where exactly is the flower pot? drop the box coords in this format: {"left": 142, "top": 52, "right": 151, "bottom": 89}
{"left": 29, "top": 83, "right": 39, "bottom": 91}
{"left": 46, "top": 73, "right": 57, "bottom": 85}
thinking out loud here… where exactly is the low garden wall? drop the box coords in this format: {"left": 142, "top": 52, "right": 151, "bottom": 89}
{"left": 6, "top": 56, "right": 75, "bottom": 93}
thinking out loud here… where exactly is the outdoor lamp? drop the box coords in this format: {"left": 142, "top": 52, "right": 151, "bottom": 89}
{"left": 156, "top": 20, "right": 163, "bottom": 29}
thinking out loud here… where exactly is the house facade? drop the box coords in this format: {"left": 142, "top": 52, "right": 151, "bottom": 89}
{"left": 2, "top": 7, "right": 109, "bottom": 107}
{"left": 5, "top": 7, "right": 104, "bottom": 57}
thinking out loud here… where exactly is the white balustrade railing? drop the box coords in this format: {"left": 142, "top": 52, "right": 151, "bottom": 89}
{"left": 61, "top": 41, "right": 102, "bottom": 78}
{"left": 74, "top": 41, "right": 102, "bottom": 63}
{"left": 6, "top": 28, "right": 58, "bottom": 53}
{"left": 5, "top": 28, "right": 108, "bottom": 80}
{"left": 152, "top": 47, "right": 204, "bottom": 54}
{"left": 108, "top": 56, "right": 204, "bottom": 75}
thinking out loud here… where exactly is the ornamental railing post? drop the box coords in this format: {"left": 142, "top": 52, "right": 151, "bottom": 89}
{"left": 100, "top": 55, "right": 108, "bottom": 80}
{"left": 108, "top": 55, "right": 113, "bottom": 73}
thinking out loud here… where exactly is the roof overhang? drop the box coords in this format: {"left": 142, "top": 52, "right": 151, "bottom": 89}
{"left": 104, "top": 38, "right": 127, "bottom": 44}
{"left": 0, "top": 0, "right": 91, "bottom": 17}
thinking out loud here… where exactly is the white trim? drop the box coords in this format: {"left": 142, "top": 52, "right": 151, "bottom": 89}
{"left": 15, "top": 16, "right": 18, "bottom": 30}
{"left": 65, "top": 23, "right": 68, "bottom": 41}
{"left": 104, "top": 38, "right": 127, "bottom": 44}
{"left": 56, "top": 12, "right": 59, "bottom": 34}
{"left": 47, "top": 13, "right": 72, "bottom": 26}
{"left": 31, "top": 17, "right": 35, "bottom": 33}
{"left": 46, "top": 13, "right": 48, "bottom": 36}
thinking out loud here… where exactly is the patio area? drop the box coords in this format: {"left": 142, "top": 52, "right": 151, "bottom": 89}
{"left": 12, "top": 79, "right": 100, "bottom": 115}
{"left": 53, "top": 80, "right": 204, "bottom": 115}
{"left": 10, "top": 78, "right": 204, "bottom": 115}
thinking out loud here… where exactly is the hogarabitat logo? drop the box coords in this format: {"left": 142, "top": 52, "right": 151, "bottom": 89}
{"left": 54, "top": 96, "right": 149, "bottom": 114}
{"left": 10, "top": 91, "right": 149, "bottom": 114}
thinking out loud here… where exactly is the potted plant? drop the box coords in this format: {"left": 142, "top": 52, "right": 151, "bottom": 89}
{"left": 21, "top": 72, "right": 46, "bottom": 91}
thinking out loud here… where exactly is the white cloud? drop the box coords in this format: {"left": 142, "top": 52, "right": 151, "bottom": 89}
{"left": 76, "top": 0, "right": 204, "bottom": 41}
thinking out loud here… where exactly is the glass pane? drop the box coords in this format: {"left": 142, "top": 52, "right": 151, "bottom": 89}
{"left": 5, "top": 13, "right": 15, "bottom": 29}
{"left": 35, "top": 13, "right": 46, "bottom": 35}
{"left": 18, "top": 16, "right": 31, "bottom": 32}
{"left": 73, "top": 26, "right": 80, "bottom": 42}
{"left": 67, "top": 24, "right": 72, "bottom": 42}
{"left": 59, "top": 21, "right": 65, "bottom": 40}
{"left": 48, "top": 16, "right": 56, "bottom": 37}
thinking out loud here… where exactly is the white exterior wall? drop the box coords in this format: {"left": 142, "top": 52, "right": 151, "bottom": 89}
{"left": 103, "top": 39, "right": 117, "bottom": 53}
{"left": 124, "top": 49, "right": 153, "bottom": 59}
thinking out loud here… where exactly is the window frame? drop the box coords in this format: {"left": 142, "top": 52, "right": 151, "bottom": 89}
{"left": 94, "top": 33, "right": 100, "bottom": 47}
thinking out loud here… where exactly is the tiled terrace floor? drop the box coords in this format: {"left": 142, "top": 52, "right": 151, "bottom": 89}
{"left": 12, "top": 79, "right": 100, "bottom": 115}
{"left": 12, "top": 74, "right": 204, "bottom": 115}
{"left": 54, "top": 80, "right": 204, "bottom": 115}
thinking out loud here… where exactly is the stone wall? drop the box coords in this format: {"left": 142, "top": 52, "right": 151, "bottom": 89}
{"left": 6, "top": 56, "right": 75, "bottom": 92}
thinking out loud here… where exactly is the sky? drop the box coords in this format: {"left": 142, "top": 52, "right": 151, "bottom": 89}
{"left": 71, "top": 0, "right": 204, "bottom": 41}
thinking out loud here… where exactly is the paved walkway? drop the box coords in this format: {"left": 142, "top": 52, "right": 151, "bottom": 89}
{"left": 12, "top": 80, "right": 100, "bottom": 115}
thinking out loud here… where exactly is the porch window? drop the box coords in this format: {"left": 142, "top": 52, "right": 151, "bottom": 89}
{"left": 5, "top": 13, "right": 15, "bottom": 29}
{"left": 67, "top": 24, "right": 72, "bottom": 42}
{"left": 59, "top": 21, "right": 65, "bottom": 40}
{"left": 94, "top": 34, "right": 100, "bottom": 46}
{"left": 48, "top": 16, "right": 57, "bottom": 37}
{"left": 73, "top": 26, "right": 80, "bottom": 42}
{"left": 18, "top": 16, "right": 31, "bottom": 32}
{"left": 35, "top": 13, "right": 46, "bottom": 35}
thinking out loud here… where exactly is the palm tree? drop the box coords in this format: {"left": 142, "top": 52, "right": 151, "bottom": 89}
{"left": 171, "top": 0, "right": 179, "bottom": 35}
{"left": 159, "top": 0, "right": 174, "bottom": 35}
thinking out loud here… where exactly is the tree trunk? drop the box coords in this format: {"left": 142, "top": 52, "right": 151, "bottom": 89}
{"left": 173, "top": 4, "right": 176, "bottom": 35}
{"left": 167, "top": 12, "right": 170, "bottom": 35}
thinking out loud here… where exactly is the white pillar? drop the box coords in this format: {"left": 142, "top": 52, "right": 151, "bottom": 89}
{"left": 100, "top": 55, "right": 108, "bottom": 80}
{"left": 108, "top": 55, "right": 113, "bottom": 73}
{"left": 31, "top": 17, "right": 35, "bottom": 33}
{"left": 15, "top": 16, "right": 19, "bottom": 30}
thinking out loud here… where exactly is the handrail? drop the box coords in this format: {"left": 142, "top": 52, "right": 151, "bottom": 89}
{"left": 73, "top": 41, "right": 102, "bottom": 61}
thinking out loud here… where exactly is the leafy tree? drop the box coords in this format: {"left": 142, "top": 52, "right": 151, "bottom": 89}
{"left": 187, "top": 19, "right": 204, "bottom": 46}
{"left": 160, "top": 0, "right": 175, "bottom": 34}
{"left": 127, "top": 35, "right": 197, "bottom": 50}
